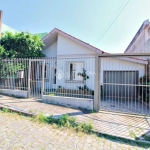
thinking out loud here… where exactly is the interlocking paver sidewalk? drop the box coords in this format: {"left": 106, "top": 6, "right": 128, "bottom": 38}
{"left": 0, "top": 94, "right": 150, "bottom": 141}
{"left": 0, "top": 112, "right": 147, "bottom": 150}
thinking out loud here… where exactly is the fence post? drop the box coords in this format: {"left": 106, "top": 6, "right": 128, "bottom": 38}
{"left": 28, "top": 59, "right": 31, "bottom": 98}
{"left": 94, "top": 55, "right": 100, "bottom": 112}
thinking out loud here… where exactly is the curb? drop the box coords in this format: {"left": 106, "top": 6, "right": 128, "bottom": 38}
{"left": 0, "top": 104, "right": 35, "bottom": 117}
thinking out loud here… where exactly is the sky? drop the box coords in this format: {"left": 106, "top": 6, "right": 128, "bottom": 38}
{"left": 0, "top": 0, "right": 150, "bottom": 53}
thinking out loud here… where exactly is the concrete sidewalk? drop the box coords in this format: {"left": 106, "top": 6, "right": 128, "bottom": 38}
{"left": 0, "top": 94, "right": 150, "bottom": 142}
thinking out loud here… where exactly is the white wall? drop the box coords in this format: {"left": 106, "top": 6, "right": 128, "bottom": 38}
{"left": 101, "top": 58, "right": 145, "bottom": 83}
{"left": 36, "top": 57, "right": 145, "bottom": 92}
{"left": 42, "top": 95, "right": 93, "bottom": 110}
{"left": 0, "top": 89, "right": 28, "bottom": 98}
{"left": 42, "top": 41, "right": 57, "bottom": 57}
{"left": 126, "top": 27, "right": 150, "bottom": 53}
{"left": 57, "top": 34, "right": 95, "bottom": 55}
{"left": 56, "top": 57, "right": 95, "bottom": 90}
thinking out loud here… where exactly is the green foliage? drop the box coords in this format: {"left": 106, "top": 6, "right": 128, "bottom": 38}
{"left": 77, "top": 85, "right": 90, "bottom": 91}
{"left": 129, "top": 131, "right": 137, "bottom": 139}
{"left": 2, "top": 108, "right": 10, "bottom": 113}
{"left": 33, "top": 113, "right": 93, "bottom": 133}
{"left": 139, "top": 75, "right": 150, "bottom": 102}
{"left": 0, "top": 31, "right": 45, "bottom": 58}
{"left": 58, "top": 85, "right": 62, "bottom": 89}
{"left": 0, "top": 32, "right": 45, "bottom": 85}
{"left": 78, "top": 68, "right": 89, "bottom": 81}
{"left": 32, "top": 113, "right": 48, "bottom": 123}
{"left": 142, "top": 134, "right": 150, "bottom": 141}
{"left": 0, "top": 46, "right": 5, "bottom": 58}
{"left": 75, "top": 122, "right": 93, "bottom": 133}
{"left": 48, "top": 93, "right": 55, "bottom": 96}
{"left": 0, "top": 61, "right": 26, "bottom": 78}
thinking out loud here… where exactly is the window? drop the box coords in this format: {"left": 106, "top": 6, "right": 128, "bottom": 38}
{"left": 38, "top": 64, "right": 47, "bottom": 79}
{"left": 53, "top": 68, "right": 56, "bottom": 84}
{"left": 66, "top": 62, "right": 83, "bottom": 81}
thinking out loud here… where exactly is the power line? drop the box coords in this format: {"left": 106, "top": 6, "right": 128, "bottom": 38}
{"left": 95, "top": 0, "right": 130, "bottom": 45}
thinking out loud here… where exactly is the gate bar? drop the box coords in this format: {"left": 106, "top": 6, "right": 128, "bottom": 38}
{"left": 28, "top": 59, "right": 31, "bottom": 98}
{"left": 41, "top": 60, "right": 45, "bottom": 97}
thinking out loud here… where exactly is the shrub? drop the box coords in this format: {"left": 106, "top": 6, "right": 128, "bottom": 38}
{"left": 75, "top": 122, "right": 93, "bottom": 133}
{"left": 33, "top": 113, "right": 48, "bottom": 123}
{"left": 139, "top": 75, "right": 150, "bottom": 102}
{"left": 2, "top": 108, "right": 10, "bottom": 113}
{"left": 33, "top": 113, "right": 93, "bottom": 133}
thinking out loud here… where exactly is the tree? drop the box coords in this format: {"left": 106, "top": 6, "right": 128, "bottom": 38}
{"left": 0, "top": 46, "right": 5, "bottom": 58}
{"left": 0, "top": 31, "right": 45, "bottom": 58}
{"left": 140, "top": 75, "right": 150, "bottom": 102}
{"left": 0, "top": 32, "right": 45, "bottom": 90}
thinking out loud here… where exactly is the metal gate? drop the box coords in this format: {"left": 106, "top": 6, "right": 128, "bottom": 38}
{"left": 28, "top": 59, "right": 45, "bottom": 98}
{"left": 103, "top": 71, "right": 139, "bottom": 98}
{"left": 94, "top": 54, "right": 150, "bottom": 116}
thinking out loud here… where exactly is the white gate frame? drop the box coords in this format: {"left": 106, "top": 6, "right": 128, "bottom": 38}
{"left": 28, "top": 59, "right": 45, "bottom": 98}
{"left": 94, "top": 53, "right": 150, "bottom": 112}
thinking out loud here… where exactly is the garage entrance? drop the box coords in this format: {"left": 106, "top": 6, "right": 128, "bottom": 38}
{"left": 97, "top": 54, "right": 150, "bottom": 115}
{"left": 103, "top": 71, "right": 139, "bottom": 98}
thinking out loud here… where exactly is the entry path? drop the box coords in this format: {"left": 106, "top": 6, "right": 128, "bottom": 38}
{"left": 0, "top": 94, "right": 150, "bottom": 141}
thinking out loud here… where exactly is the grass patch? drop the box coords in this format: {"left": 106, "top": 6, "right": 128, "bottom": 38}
{"left": 129, "top": 130, "right": 137, "bottom": 139}
{"left": 2, "top": 108, "right": 10, "bottom": 113}
{"left": 48, "top": 93, "right": 55, "bottom": 96}
{"left": 32, "top": 113, "right": 93, "bottom": 133}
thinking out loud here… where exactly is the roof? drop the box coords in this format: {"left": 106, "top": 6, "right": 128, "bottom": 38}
{"left": 2, "top": 23, "right": 18, "bottom": 34}
{"left": 42, "top": 28, "right": 104, "bottom": 54}
{"left": 124, "top": 19, "right": 149, "bottom": 53}
{"left": 42, "top": 28, "right": 148, "bottom": 64}
{"left": 35, "top": 32, "right": 48, "bottom": 39}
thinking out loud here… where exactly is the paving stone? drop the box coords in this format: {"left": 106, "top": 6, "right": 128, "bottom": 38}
{"left": 0, "top": 95, "right": 149, "bottom": 149}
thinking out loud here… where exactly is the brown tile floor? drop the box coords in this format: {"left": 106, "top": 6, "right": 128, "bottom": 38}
{"left": 0, "top": 94, "right": 150, "bottom": 141}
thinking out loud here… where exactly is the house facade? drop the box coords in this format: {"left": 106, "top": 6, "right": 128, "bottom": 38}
{"left": 39, "top": 28, "right": 146, "bottom": 98}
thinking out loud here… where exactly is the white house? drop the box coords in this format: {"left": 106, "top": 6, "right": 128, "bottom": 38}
{"left": 36, "top": 28, "right": 147, "bottom": 99}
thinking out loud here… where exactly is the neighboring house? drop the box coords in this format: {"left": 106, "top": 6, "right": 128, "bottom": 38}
{"left": 124, "top": 19, "right": 150, "bottom": 75}
{"left": 125, "top": 19, "right": 150, "bottom": 54}
{"left": 1, "top": 23, "right": 47, "bottom": 40}
{"left": 35, "top": 32, "right": 48, "bottom": 39}
{"left": 1, "top": 23, "right": 18, "bottom": 37}
{"left": 39, "top": 28, "right": 147, "bottom": 97}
